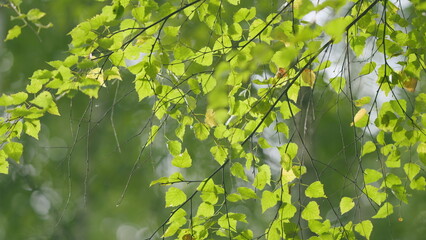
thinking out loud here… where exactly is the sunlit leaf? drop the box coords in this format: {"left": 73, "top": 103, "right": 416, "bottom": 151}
{"left": 340, "top": 197, "right": 355, "bottom": 215}
{"left": 301, "top": 201, "right": 321, "bottom": 220}
{"left": 364, "top": 169, "right": 383, "bottom": 184}
{"left": 351, "top": 108, "right": 368, "bottom": 127}
{"left": 355, "top": 220, "right": 373, "bottom": 240}
{"left": 165, "top": 187, "right": 187, "bottom": 207}
{"left": 5, "top": 25, "right": 21, "bottom": 41}
{"left": 305, "top": 181, "right": 326, "bottom": 198}
{"left": 261, "top": 190, "right": 277, "bottom": 213}
{"left": 253, "top": 164, "right": 271, "bottom": 190}
{"left": 372, "top": 202, "right": 393, "bottom": 218}
{"left": 361, "top": 141, "right": 376, "bottom": 156}
{"left": 172, "top": 149, "right": 192, "bottom": 168}
{"left": 230, "top": 162, "right": 248, "bottom": 181}
{"left": 3, "top": 142, "right": 23, "bottom": 162}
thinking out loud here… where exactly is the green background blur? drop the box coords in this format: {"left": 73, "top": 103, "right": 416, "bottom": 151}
{"left": 0, "top": 1, "right": 425, "bottom": 239}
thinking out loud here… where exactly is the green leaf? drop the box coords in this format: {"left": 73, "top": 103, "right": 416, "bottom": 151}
{"left": 261, "top": 190, "right": 278, "bottom": 213}
{"left": 163, "top": 208, "right": 186, "bottom": 237}
{"left": 305, "top": 181, "right": 326, "bottom": 198}
{"left": 194, "top": 123, "right": 209, "bottom": 141}
{"left": 0, "top": 151, "right": 9, "bottom": 174}
{"left": 3, "top": 142, "right": 23, "bottom": 162}
{"left": 308, "top": 219, "right": 331, "bottom": 235}
{"left": 27, "top": 8, "right": 46, "bottom": 21}
{"left": 253, "top": 164, "right": 271, "bottom": 190}
{"left": 233, "top": 7, "right": 256, "bottom": 23}
{"left": 364, "top": 169, "right": 383, "bottom": 184}
{"left": 171, "top": 149, "right": 192, "bottom": 168}
{"left": 230, "top": 162, "right": 248, "bottom": 181}
{"left": 418, "top": 142, "right": 426, "bottom": 165}
{"left": 274, "top": 122, "right": 289, "bottom": 138}
{"left": 372, "top": 202, "right": 393, "bottom": 218}
{"left": 382, "top": 173, "right": 402, "bottom": 188}
{"left": 272, "top": 48, "right": 299, "bottom": 69}
{"left": 147, "top": 125, "right": 159, "bottom": 145}
{"left": 340, "top": 197, "right": 355, "bottom": 215}
{"left": 194, "top": 47, "right": 213, "bottom": 66}
{"left": 359, "top": 62, "right": 376, "bottom": 75}
{"left": 404, "top": 163, "right": 420, "bottom": 181}
{"left": 355, "top": 220, "right": 373, "bottom": 240}
{"left": 30, "top": 91, "right": 54, "bottom": 109}
{"left": 167, "top": 140, "right": 182, "bottom": 156}
{"left": 24, "top": 120, "right": 41, "bottom": 139}
{"left": 324, "top": 16, "right": 352, "bottom": 42}
{"left": 361, "top": 141, "right": 376, "bottom": 156}
{"left": 165, "top": 187, "right": 187, "bottom": 207}
{"left": 198, "top": 74, "right": 216, "bottom": 94}
{"left": 196, "top": 202, "right": 214, "bottom": 217}
{"left": 363, "top": 185, "right": 387, "bottom": 205}
{"left": 135, "top": 78, "right": 155, "bottom": 101}
{"left": 280, "top": 101, "right": 300, "bottom": 119}
{"left": 302, "top": 201, "right": 322, "bottom": 220}
{"left": 330, "top": 77, "right": 346, "bottom": 93}
{"left": 5, "top": 25, "right": 21, "bottom": 41}
{"left": 0, "top": 92, "right": 28, "bottom": 106}
{"left": 314, "top": 60, "right": 332, "bottom": 71}
{"left": 237, "top": 187, "right": 257, "bottom": 199}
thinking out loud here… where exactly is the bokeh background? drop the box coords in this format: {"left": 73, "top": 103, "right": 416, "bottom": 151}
{"left": 0, "top": 0, "right": 425, "bottom": 239}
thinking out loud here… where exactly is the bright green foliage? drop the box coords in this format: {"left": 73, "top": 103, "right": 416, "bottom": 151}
{"left": 305, "top": 181, "right": 326, "bottom": 198}
{"left": 372, "top": 202, "right": 394, "bottom": 219}
{"left": 1, "top": 0, "right": 425, "bottom": 238}
{"left": 302, "top": 201, "right": 322, "bottom": 220}
{"left": 355, "top": 220, "right": 373, "bottom": 240}
{"left": 171, "top": 149, "right": 192, "bottom": 168}
{"left": 165, "top": 187, "right": 187, "bottom": 207}
{"left": 261, "top": 190, "right": 278, "bottom": 213}
{"left": 340, "top": 197, "right": 355, "bottom": 215}
{"left": 364, "top": 169, "right": 383, "bottom": 184}
{"left": 361, "top": 141, "right": 376, "bottom": 156}
{"left": 2, "top": 2, "right": 52, "bottom": 41}
{"left": 253, "top": 164, "right": 271, "bottom": 190}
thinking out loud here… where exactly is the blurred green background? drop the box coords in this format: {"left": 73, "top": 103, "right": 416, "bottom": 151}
{"left": 0, "top": 0, "right": 425, "bottom": 239}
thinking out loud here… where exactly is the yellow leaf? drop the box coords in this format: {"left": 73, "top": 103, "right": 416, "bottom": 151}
{"left": 204, "top": 108, "right": 217, "bottom": 127}
{"left": 351, "top": 108, "right": 367, "bottom": 126}
{"left": 301, "top": 69, "right": 315, "bottom": 88}
{"left": 403, "top": 77, "right": 417, "bottom": 92}
{"left": 275, "top": 67, "right": 287, "bottom": 79}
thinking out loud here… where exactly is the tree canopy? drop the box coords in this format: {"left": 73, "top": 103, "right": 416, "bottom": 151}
{"left": 0, "top": 0, "right": 425, "bottom": 239}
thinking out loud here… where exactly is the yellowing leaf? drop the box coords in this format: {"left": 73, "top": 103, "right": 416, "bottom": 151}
{"left": 354, "top": 96, "right": 371, "bottom": 107}
{"left": 204, "top": 108, "right": 217, "bottom": 127}
{"left": 351, "top": 108, "right": 367, "bottom": 126}
{"left": 402, "top": 77, "right": 417, "bottom": 92}
{"left": 301, "top": 69, "right": 315, "bottom": 88}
